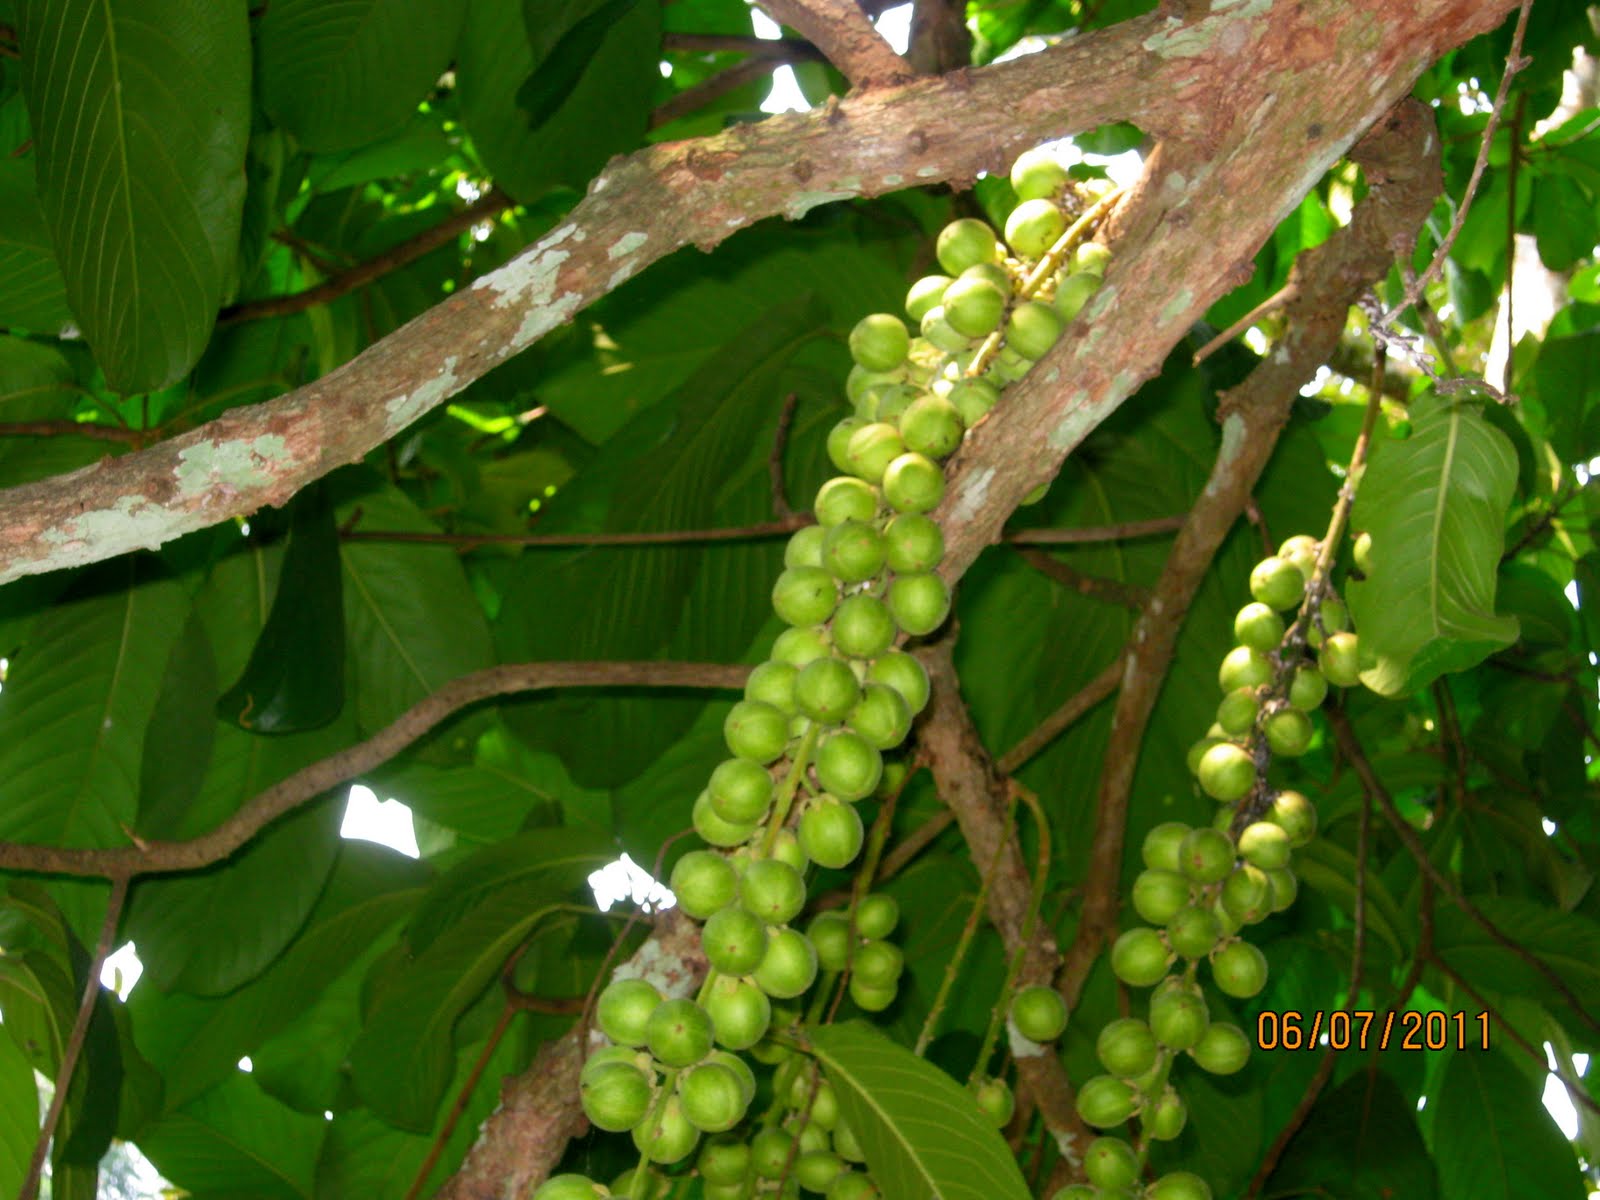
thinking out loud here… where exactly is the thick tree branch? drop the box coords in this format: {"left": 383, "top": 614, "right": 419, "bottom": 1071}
{"left": 0, "top": 0, "right": 1515, "bottom": 588}
{"left": 0, "top": 662, "right": 748, "bottom": 878}
{"left": 753, "top": 0, "right": 914, "bottom": 87}
{"left": 1054, "top": 99, "right": 1445, "bottom": 1018}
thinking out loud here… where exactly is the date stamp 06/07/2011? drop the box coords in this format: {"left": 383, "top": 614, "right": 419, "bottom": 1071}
{"left": 1255, "top": 1010, "right": 1491, "bottom": 1053}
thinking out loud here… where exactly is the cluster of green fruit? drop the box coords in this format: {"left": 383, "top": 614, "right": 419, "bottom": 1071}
{"left": 1051, "top": 537, "right": 1359, "bottom": 1200}
{"left": 538, "top": 148, "right": 1117, "bottom": 1200}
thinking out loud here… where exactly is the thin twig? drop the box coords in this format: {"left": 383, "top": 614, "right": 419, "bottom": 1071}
{"left": 1004, "top": 516, "right": 1186, "bottom": 544}
{"left": 1017, "top": 547, "right": 1150, "bottom": 609}
{"left": 0, "top": 420, "right": 146, "bottom": 445}
{"left": 662, "top": 33, "right": 820, "bottom": 56}
{"left": 1191, "top": 282, "right": 1299, "bottom": 365}
{"left": 19, "top": 876, "right": 130, "bottom": 1200}
{"left": 651, "top": 57, "right": 794, "bottom": 129}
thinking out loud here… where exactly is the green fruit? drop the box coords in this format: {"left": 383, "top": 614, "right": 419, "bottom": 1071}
{"left": 1010, "top": 984, "right": 1069, "bottom": 1041}
{"left": 1319, "top": 631, "right": 1361, "bottom": 686}
{"left": 678, "top": 1061, "right": 748, "bottom": 1133}
{"left": 1167, "top": 904, "right": 1223, "bottom": 959}
{"left": 827, "top": 418, "right": 865, "bottom": 475}
{"left": 1263, "top": 705, "right": 1314, "bottom": 756}
{"left": 960, "top": 261, "right": 1012, "bottom": 290}
{"left": 848, "top": 973, "right": 896, "bottom": 1012}
{"left": 936, "top": 218, "right": 1001, "bottom": 275}
{"left": 704, "top": 974, "right": 772, "bottom": 1050}
{"left": 1011, "top": 148, "right": 1069, "bottom": 200}
{"left": 1267, "top": 789, "right": 1317, "bottom": 847}
{"left": 898, "top": 395, "right": 965, "bottom": 459}
{"left": 811, "top": 1080, "right": 840, "bottom": 1128}
{"left": 1287, "top": 665, "right": 1328, "bottom": 710}
{"left": 832, "top": 595, "right": 896, "bottom": 659}
{"left": 786, "top": 524, "right": 828, "bottom": 569}
{"left": 1237, "top": 821, "right": 1291, "bottom": 870}
{"left": 1316, "top": 594, "right": 1349, "bottom": 636}
{"left": 670, "top": 851, "right": 738, "bottom": 919}
{"left": 1276, "top": 534, "right": 1320, "bottom": 579}
{"left": 1211, "top": 940, "right": 1269, "bottom": 998}
{"left": 582, "top": 1044, "right": 647, "bottom": 1085}
{"left": 702, "top": 906, "right": 769, "bottom": 975}
{"left": 1149, "top": 979, "right": 1209, "bottom": 1050}
{"left": 1142, "top": 822, "right": 1191, "bottom": 872}
{"left": 844, "top": 423, "right": 908, "bottom": 485}
{"left": 1250, "top": 556, "right": 1305, "bottom": 611}
{"left": 1265, "top": 866, "right": 1298, "bottom": 911}
{"left": 1097, "top": 1018, "right": 1159, "bottom": 1078}
{"left": 831, "top": 1118, "right": 865, "bottom": 1163}
{"left": 1216, "top": 688, "right": 1259, "bottom": 737}
{"left": 920, "top": 306, "right": 973, "bottom": 353}
{"left": 1189, "top": 1021, "right": 1251, "bottom": 1075}
{"left": 646, "top": 998, "right": 714, "bottom": 1068}
{"left": 822, "top": 521, "right": 888, "bottom": 584}
{"left": 868, "top": 651, "right": 930, "bottom": 714}
{"left": 1110, "top": 927, "right": 1171, "bottom": 987}
{"left": 851, "top": 938, "right": 904, "bottom": 988}
{"left": 693, "top": 790, "right": 759, "bottom": 848}
{"left": 633, "top": 1095, "right": 700, "bottom": 1164}
{"left": 828, "top": 1171, "right": 878, "bottom": 1200}
{"left": 942, "top": 276, "right": 1008, "bottom": 337}
{"left": 1178, "top": 826, "right": 1236, "bottom": 884}
{"left": 698, "top": 1138, "right": 752, "bottom": 1186}
{"left": 797, "top": 1150, "right": 844, "bottom": 1193}
{"left": 1353, "top": 530, "right": 1373, "bottom": 574}
{"left": 746, "top": 659, "right": 800, "bottom": 715}
{"left": 1076, "top": 1075, "right": 1137, "bottom": 1128}
{"left": 1144, "top": 1086, "right": 1187, "bottom": 1140}
{"left": 1004, "top": 301, "right": 1062, "bottom": 359}
{"left": 948, "top": 377, "right": 999, "bottom": 425}
{"left": 1084, "top": 1136, "right": 1139, "bottom": 1189}
{"left": 772, "top": 627, "right": 831, "bottom": 668}
{"left": 1218, "top": 645, "right": 1273, "bottom": 691}
{"left": 751, "top": 1128, "right": 795, "bottom": 1179}
{"left": 754, "top": 927, "right": 818, "bottom": 999}
{"left": 1219, "top": 864, "right": 1271, "bottom": 925}
{"left": 882, "top": 452, "right": 945, "bottom": 514}
{"left": 1073, "top": 241, "right": 1111, "bottom": 276}
{"left": 1147, "top": 1173, "right": 1213, "bottom": 1200}
{"left": 795, "top": 658, "right": 861, "bottom": 725}
{"left": 597, "top": 978, "right": 662, "bottom": 1047}
{"left": 799, "top": 798, "right": 865, "bottom": 869}
{"left": 1048, "top": 1188, "right": 1097, "bottom": 1200}
{"left": 1197, "top": 742, "right": 1255, "bottom": 803}
{"left": 875, "top": 383, "right": 916, "bottom": 424}
{"left": 855, "top": 893, "right": 899, "bottom": 939}
{"left": 887, "top": 570, "right": 951, "bottom": 636}
{"left": 808, "top": 911, "right": 853, "bottom": 972}
{"left": 906, "top": 274, "right": 953, "bottom": 322}
{"left": 815, "top": 730, "right": 882, "bottom": 800}
{"left": 742, "top": 859, "right": 807, "bottom": 924}
{"left": 709, "top": 757, "right": 774, "bottom": 824}
{"left": 1005, "top": 198, "right": 1066, "bottom": 257}
{"left": 1233, "top": 601, "right": 1285, "bottom": 652}
{"left": 847, "top": 681, "right": 913, "bottom": 750}
{"left": 849, "top": 314, "right": 910, "bottom": 371}
{"left": 581, "top": 1061, "right": 653, "bottom": 1131}
{"left": 773, "top": 567, "right": 839, "bottom": 628}
{"left": 533, "top": 1175, "right": 606, "bottom": 1200}
{"left": 1053, "top": 271, "right": 1102, "bottom": 321}
{"left": 1131, "top": 869, "right": 1191, "bottom": 925}
{"left": 974, "top": 1077, "right": 1015, "bottom": 1127}
{"left": 1186, "top": 736, "right": 1222, "bottom": 777}
{"left": 814, "top": 477, "right": 879, "bottom": 527}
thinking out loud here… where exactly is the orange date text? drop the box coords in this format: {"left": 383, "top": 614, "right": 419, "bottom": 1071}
{"left": 1255, "top": 1010, "right": 1489, "bottom": 1052}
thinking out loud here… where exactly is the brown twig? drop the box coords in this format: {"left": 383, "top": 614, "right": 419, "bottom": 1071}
{"left": 1004, "top": 516, "right": 1186, "bottom": 545}
{"left": 663, "top": 33, "right": 820, "bottom": 56}
{"left": 1326, "top": 705, "right": 1600, "bottom": 1037}
{"left": 1017, "top": 547, "right": 1150, "bottom": 609}
{"left": 0, "top": 420, "right": 145, "bottom": 445}
{"left": 651, "top": 57, "right": 795, "bottom": 129}
{"left": 0, "top": 661, "right": 750, "bottom": 878}
{"left": 19, "top": 876, "right": 130, "bottom": 1200}
{"left": 753, "top": 0, "right": 913, "bottom": 87}
{"left": 220, "top": 188, "right": 516, "bottom": 325}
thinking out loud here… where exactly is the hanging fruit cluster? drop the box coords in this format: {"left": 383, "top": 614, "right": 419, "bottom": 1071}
{"left": 1060, "top": 537, "right": 1362, "bottom": 1200}
{"left": 536, "top": 146, "right": 1117, "bottom": 1200}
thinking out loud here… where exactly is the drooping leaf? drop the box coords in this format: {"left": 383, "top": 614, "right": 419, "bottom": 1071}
{"left": 0, "top": 159, "right": 72, "bottom": 331}
{"left": 15, "top": 0, "right": 250, "bottom": 390}
{"left": 1347, "top": 392, "right": 1520, "bottom": 695}
{"left": 516, "top": 0, "right": 643, "bottom": 129}
{"left": 806, "top": 1021, "right": 1032, "bottom": 1200}
{"left": 258, "top": 0, "right": 467, "bottom": 153}
{"left": 1432, "top": 1048, "right": 1585, "bottom": 1200}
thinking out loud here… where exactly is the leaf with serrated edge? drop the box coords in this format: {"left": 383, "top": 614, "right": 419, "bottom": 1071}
{"left": 807, "top": 1021, "right": 1031, "bottom": 1200}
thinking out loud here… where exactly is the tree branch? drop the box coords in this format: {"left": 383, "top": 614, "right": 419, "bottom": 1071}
{"left": 0, "top": 420, "right": 145, "bottom": 445}
{"left": 1017, "top": 546, "right": 1150, "bottom": 609}
{"left": 0, "top": 661, "right": 749, "bottom": 878}
{"left": 753, "top": 0, "right": 913, "bottom": 87}
{"left": 0, "top": 0, "right": 1517, "bottom": 588}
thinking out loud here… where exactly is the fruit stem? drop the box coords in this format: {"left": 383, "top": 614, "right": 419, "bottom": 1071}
{"left": 761, "top": 720, "right": 821, "bottom": 857}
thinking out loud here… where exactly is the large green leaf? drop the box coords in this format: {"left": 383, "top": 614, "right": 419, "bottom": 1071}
{"left": 806, "top": 1021, "right": 1031, "bottom": 1200}
{"left": 0, "top": 563, "right": 189, "bottom": 846}
{"left": 0, "top": 162, "right": 71, "bottom": 331}
{"left": 258, "top": 0, "right": 466, "bottom": 153}
{"left": 1267, "top": 1070, "right": 1437, "bottom": 1199}
{"left": 0, "top": 1014, "right": 39, "bottom": 1200}
{"left": 1347, "top": 392, "right": 1520, "bottom": 695}
{"left": 1432, "top": 1049, "right": 1585, "bottom": 1200}
{"left": 1432, "top": 895, "right": 1600, "bottom": 1010}
{"left": 15, "top": 0, "right": 250, "bottom": 390}
{"left": 346, "top": 830, "right": 608, "bottom": 1129}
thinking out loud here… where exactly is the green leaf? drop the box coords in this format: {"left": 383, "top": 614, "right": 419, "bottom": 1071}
{"left": 258, "top": 0, "right": 466, "bottom": 154}
{"left": 1433, "top": 1049, "right": 1585, "bottom": 1200}
{"left": 0, "top": 163, "right": 71, "bottom": 331}
{"left": 346, "top": 831, "right": 608, "bottom": 1129}
{"left": 0, "top": 1015, "right": 39, "bottom": 1200}
{"left": 217, "top": 485, "right": 347, "bottom": 733}
{"left": 137, "top": 605, "right": 219, "bottom": 839}
{"left": 0, "top": 563, "right": 190, "bottom": 846}
{"left": 15, "top": 0, "right": 249, "bottom": 390}
{"left": 1432, "top": 896, "right": 1600, "bottom": 1009}
{"left": 1267, "top": 1069, "right": 1437, "bottom": 1199}
{"left": 516, "top": 0, "right": 643, "bottom": 129}
{"left": 806, "top": 1021, "right": 1031, "bottom": 1200}
{"left": 1346, "top": 393, "right": 1520, "bottom": 695}
{"left": 1293, "top": 837, "right": 1409, "bottom": 961}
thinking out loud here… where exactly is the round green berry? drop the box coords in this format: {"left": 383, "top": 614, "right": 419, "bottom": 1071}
{"left": 678, "top": 1061, "right": 749, "bottom": 1133}
{"left": 855, "top": 893, "right": 899, "bottom": 939}
{"left": 832, "top": 594, "right": 897, "bottom": 659}
{"left": 773, "top": 567, "right": 838, "bottom": 628}
{"left": 1216, "top": 688, "right": 1259, "bottom": 737}
{"left": 1110, "top": 927, "right": 1171, "bottom": 987}
{"left": 948, "top": 378, "right": 999, "bottom": 425}
{"left": 822, "top": 521, "right": 888, "bottom": 584}
{"left": 1053, "top": 270, "right": 1102, "bottom": 320}
{"left": 868, "top": 650, "right": 929, "bottom": 714}
{"left": 1319, "top": 631, "right": 1361, "bottom": 687}
{"left": 1144, "top": 1086, "right": 1187, "bottom": 1140}
{"left": 753, "top": 926, "right": 818, "bottom": 999}
{"left": 1189, "top": 1021, "right": 1251, "bottom": 1075}
{"left": 693, "top": 790, "right": 758, "bottom": 848}
{"left": 645, "top": 998, "right": 714, "bottom": 1068}
{"left": 1149, "top": 980, "right": 1209, "bottom": 1051}
{"left": 1178, "top": 826, "right": 1236, "bottom": 884}
{"left": 709, "top": 757, "right": 773, "bottom": 824}
{"left": 898, "top": 395, "right": 965, "bottom": 459}
{"left": 846, "top": 681, "right": 911, "bottom": 750}
{"left": 596, "top": 978, "right": 662, "bottom": 1047}
{"left": 1010, "top": 984, "right": 1068, "bottom": 1042}
{"left": 1218, "top": 645, "right": 1273, "bottom": 691}
{"left": 1211, "top": 940, "right": 1269, "bottom": 998}
{"left": 702, "top": 906, "right": 769, "bottom": 975}
{"left": 670, "top": 851, "right": 738, "bottom": 919}
{"left": 1010, "top": 148, "right": 1069, "bottom": 200}
{"left": 1167, "top": 904, "right": 1224, "bottom": 960}
{"left": 884, "top": 513, "right": 944, "bottom": 573}
{"left": 1234, "top": 601, "right": 1286, "bottom": 652}
{"left": 1142, "top": 822, "right": 1191, "bottom": 872}
{"left": 815, "top": 730, "right": 882, "bottom": 801}
{"left": 1197, "top": 742, "right": 1255, "bottom": 803}
{"left": 844, "top": 422, "right": 907, "bottom": 484}
{"left": 741, "top": 859, "right": 807, "bottom": 924}
{"left": 1084, "top": 1136, "right": 1139, "bottom": 1189}
{"left": 1250, "top": 556, "right": 1305, "bottom": 611}
{"left": 852, "top": 938, "right": 904, "bottom": 989}
{"left": 795, "top": 657, "right": 861, "bottom": 725}
{"left": 1005, "top": 198, "right": 1066, "bottom": 258}
{"left": 632, "top": 1095, "right": 699, "bottom": 1164}
{"left": 1267, "top": 789, "right": 1317, "bottom": 847}
{"left": 1075, "top": 1075, "right": 1136, "bottom": 1128}
{"left": 1264, "top": 707, "right": 1313, "bottom": 756}
{"left": 887, "top": 570, "right": 951, "bottom": 636}
{"left": 1237, "top": 821, "right": 1291, "bottom": 870}
{"left": 1132, "top": 869, "right": 1191, "bottom": 925}
{"left": 1147, "top": 1172, "right": 1213, "bottom": 1200}
{"left": 1096, "top": 1018, "right": 1159, "bottom": 1079}
{"left": 936, "top": 218, "right": 1001, "bottom": 275}
{"left": 814, "top": 477, "right": 879, "bottom": 527}
{"left": 882, "top": 452, "right": 946, "bottom": 514}
{"left": 771, "top": 626, "right": 831, "bottom": 668}
{"left": 906, "top": 274, "right": 953, "bottom": 323}
{"left": 942, "top": 275, "right": 1008, "bottom": 337}
{"left": 849, "top": 314, "right": 910, "bottom": 372}
{"left": 808, "top": 912, "right": 852, "bottom": 972}
{"left": 703, "top": 973, "right": 772, "bottom": 1050}
{"left": 1005, "top": 301, "right": 1063, "bottom": 359}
